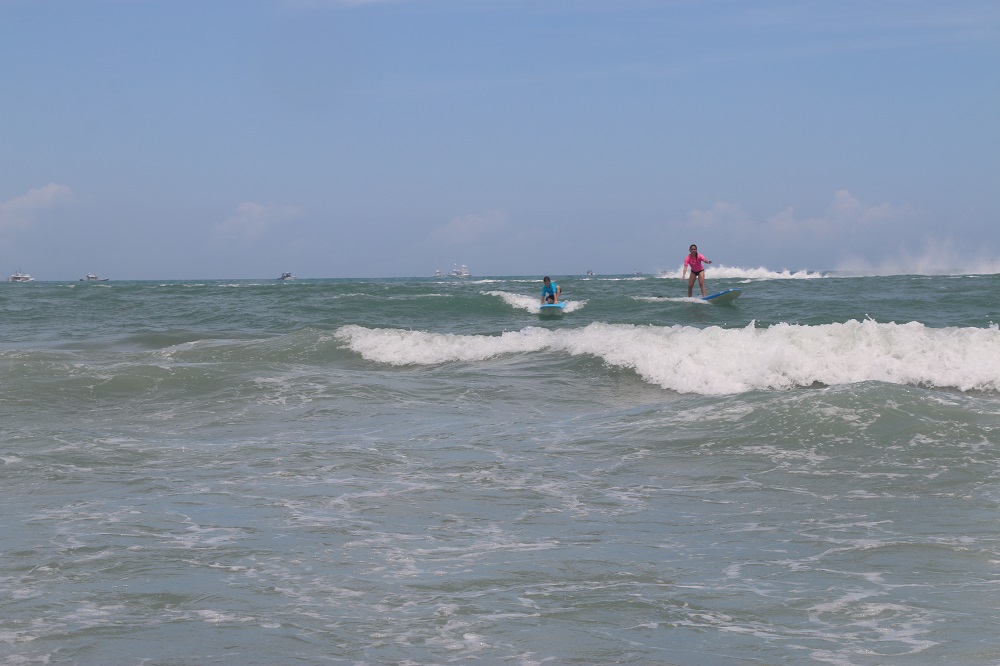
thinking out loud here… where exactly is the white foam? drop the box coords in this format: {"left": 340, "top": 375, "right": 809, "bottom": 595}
{"left": 482, "top": 290, "right": 586, "bottom": 314}
{"left": 482, "top": 290, "right": 541, "bottom": 313}
{"left": 336, "top": 320, "right": 1000, "bottom": 395}
{"left": 835, "top": 238, "right": 1000, "bottom": 276}
{"left": 194, "top": 609, "right": 256, "bottom": 624}
{"left": 656, "top": 265, "right": 827, "bottom": 280}
{"left": 632, "top": 295, "right": 709, "bottom": 304}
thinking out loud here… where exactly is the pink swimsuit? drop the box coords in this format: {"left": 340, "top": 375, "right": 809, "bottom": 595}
{"left": 684, "top": 253, "right": 707, "bottom": 273}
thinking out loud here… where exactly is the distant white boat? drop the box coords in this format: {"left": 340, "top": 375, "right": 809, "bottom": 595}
{"left": 9, "top": 269, "right": 34, "bottom": 282}
{"left": 449, "top": 264, "right": 471, "bottom": 278}
{"left": 278, "top": 272, "right": 296, "bottom": 280}
{"left": 81, "top": 273, "right": 109, "bottom": 282}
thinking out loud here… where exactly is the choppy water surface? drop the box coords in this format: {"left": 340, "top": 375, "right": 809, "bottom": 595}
{"left": 2, "top": 271, "right": 1000, "bottom": 664}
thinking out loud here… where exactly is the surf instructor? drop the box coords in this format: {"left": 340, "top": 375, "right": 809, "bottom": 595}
{"left": 541, "top": 276, "right": 561, "bottom": 304}
{"left": 682, "top": 244, "right": 712, "bottom": 297}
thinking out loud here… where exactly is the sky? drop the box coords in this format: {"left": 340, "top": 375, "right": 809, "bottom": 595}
{"left": 1, "top": 0, "right": 998, "bottom": 280}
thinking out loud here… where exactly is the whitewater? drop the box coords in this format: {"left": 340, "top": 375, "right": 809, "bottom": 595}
{"left": 2, "top": 269, "right": 999, "bottom": 665}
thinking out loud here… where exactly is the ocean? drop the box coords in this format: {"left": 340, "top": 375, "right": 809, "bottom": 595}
{"left": 2, "top": 269, "right": 999, "bottom": 665}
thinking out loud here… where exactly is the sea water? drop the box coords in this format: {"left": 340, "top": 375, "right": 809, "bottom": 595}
{"left": 2, "top": 270, "right": 999, "bottom": 665}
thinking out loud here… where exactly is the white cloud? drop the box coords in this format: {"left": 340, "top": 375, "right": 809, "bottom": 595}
{"left": 685, "top": 191, "right": 912, "bottom": 242}
{"left": 764, "top": 207, "right": 828, "bottom": 235}
{"left": 685, "top": 201, "right": 752, "bottom": 229}
{"left": 0, "top": 184, "right": 75, "bottom": 230}
{"left": 764, "top": 189, "right": 911, "bottom": 237}
{"left": 432, "top": 209, "right": 508, "bottom": 245}
{"left": 764, "top": 207, "right": 800, "bottom": 233}
{"left": 216, "top": 202, "right": 304, "bottom": 241}
{"left": 828, "top": 189, "right": 908, "bottom": 226}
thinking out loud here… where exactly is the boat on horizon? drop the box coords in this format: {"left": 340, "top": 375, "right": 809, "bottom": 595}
{"left": 9, "top": 269, "right": 34, "bottom": 282}
{"left": 278, "top": 272, "right": 297, "bottom": 280}
{"left": 448, "top": 264, "right": 471, "bottom": 278}
{"left": 81, "top": 273, "right": 109, "bottom": 282}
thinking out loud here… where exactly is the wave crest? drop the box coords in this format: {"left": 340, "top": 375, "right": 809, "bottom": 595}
{"left": 336, "top": 321, "right": 1000, "bottom": 395}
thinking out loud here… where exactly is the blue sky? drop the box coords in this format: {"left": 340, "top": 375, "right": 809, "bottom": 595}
{"left": 2, "top": 0, "right": 997, "bottom": 279}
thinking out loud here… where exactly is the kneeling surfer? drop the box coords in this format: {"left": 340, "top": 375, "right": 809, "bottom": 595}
{"left": 541, "top": 276, "right": 561, "bottom": 304}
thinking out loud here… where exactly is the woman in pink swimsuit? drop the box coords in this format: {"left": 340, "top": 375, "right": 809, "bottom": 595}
{"left": 682, "top": 244, "right": 713, "bottom": 297}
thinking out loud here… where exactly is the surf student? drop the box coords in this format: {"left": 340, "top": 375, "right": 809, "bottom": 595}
{"left": 540, "top": 276, "right": 561, "bottom": 304}
{"left": 682, "top": 244, "right": 712, "bottom": 297}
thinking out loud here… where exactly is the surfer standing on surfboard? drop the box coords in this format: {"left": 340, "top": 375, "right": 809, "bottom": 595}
{"left": 541, "top": 276, "right": 561, "bottom": 304}
{"left": 682, "top": 244, "right": 713, "bottom": 297}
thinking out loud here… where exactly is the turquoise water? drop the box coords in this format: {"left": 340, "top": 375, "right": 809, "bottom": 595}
{"left": 2, "top": 271, "right": 1000, "bottom": 664}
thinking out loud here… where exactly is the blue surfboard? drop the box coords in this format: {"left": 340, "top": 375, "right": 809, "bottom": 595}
{"left": 703, "top": 288, "right": 742, "bottom": 304}
{"left": 539, "top": 302, "right": 567, "bottom": 314}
